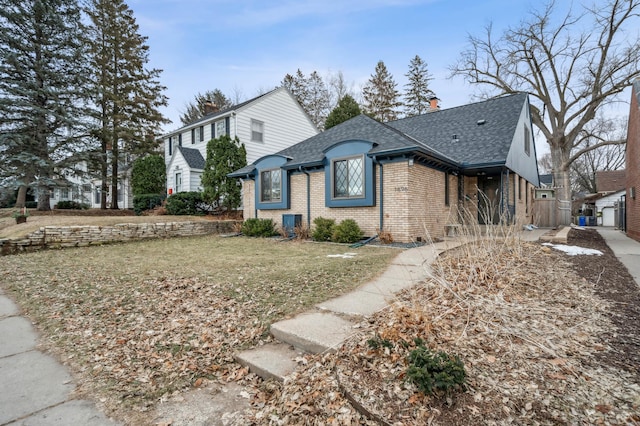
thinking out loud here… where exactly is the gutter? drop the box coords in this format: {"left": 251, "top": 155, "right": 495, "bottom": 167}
{"left": 372, "top": 156, "right": 384, "bottom": 230}
{"left": 298, "top": 166, "right": 311, "bottom": 228}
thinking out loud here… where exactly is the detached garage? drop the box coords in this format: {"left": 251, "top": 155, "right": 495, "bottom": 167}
{"left": 595, "top": 190, "right": 625, "bottom": 226}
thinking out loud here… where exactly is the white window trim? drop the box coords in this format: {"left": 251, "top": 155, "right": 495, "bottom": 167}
{"left": 251, "top": 119, "right": 264, "bottom": 143}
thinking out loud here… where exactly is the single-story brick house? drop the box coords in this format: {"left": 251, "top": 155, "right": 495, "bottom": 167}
{"left": 230, "top": 93, "right": 540, "bottom": 242}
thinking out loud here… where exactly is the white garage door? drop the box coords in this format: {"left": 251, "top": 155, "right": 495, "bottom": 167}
{"left": 602, "top": 207, "right": 615, "bottom": 227}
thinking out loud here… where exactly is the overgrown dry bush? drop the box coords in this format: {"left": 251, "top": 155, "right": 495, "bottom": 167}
{"left": 377, "top": 228, "right": 394, "bottom": 244}
{"left": 294, "top": 222, "right": 310, "bottom": 240}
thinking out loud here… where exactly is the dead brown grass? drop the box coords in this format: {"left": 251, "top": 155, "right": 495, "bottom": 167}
{"left": 0, "top": 235, "right": 397, "bottom": 420}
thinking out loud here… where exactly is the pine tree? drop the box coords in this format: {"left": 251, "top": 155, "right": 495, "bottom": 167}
{"left": 86, "top": 0, "right": 168, "bottom": 209}
{"left": 179, "top": 89, "right": 233, "bottom": 125}
{"left": 404, "top": 55, "right": 435, "bottom": 117}
{"left": 0, "top": 0, "right": 93, "bottom": 210}
{"left": 362, "top": 61, "right": 402, "bottom": 122}
{"left": 201, "top": 135, "right": 247, "bottom": 212}
{"left": 281, "top": 69, "right": 329, "bottom": 129}
{"left": 325, "top": 95, "right": 362, "bottom": 129}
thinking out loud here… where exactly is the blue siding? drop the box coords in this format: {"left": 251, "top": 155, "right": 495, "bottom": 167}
{"left": 254, "top": 155, "right": 289, "bottom": 210}
{"left": 324, "top": 141, "right": 375, "bottom": 208}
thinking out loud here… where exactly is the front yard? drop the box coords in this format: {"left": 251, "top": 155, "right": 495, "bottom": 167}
{"left": 0, "top": 235, "right": 398, "bottom": 419}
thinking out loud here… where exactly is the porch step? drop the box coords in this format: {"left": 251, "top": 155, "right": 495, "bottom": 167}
{"left": 235, "top": 343, "right": 301, "bottom": 382}
{"left": 270, "top": 312, "right": 356, "bottom": 354}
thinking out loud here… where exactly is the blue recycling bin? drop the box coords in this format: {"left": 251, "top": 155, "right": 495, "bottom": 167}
{"left": 578, "top": 216, "right": 586, "bottom": 226}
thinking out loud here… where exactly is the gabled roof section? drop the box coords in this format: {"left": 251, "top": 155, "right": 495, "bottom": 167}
{"left": 177, "top": 146, "right": 205, "bottom": 170}
{"left": 164, "top": 87, "right": 281, "bottom": 136}
{"left": 387, "top": 93, "right": 528, "bottom": 166}
{"left": 276, "top": 114, "right": 456, "bottom": 169}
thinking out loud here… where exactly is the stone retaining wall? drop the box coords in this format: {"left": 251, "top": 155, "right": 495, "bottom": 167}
{"left": 0, "top": 220, "right": 240, "bottom": 255}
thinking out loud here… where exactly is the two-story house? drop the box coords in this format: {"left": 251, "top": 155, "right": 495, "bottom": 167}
{"left": 163, "top": 87, "right": 318, "bottom": 194}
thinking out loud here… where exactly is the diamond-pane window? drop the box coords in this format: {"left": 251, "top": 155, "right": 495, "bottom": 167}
{"left": 260, "top": 169, "right": 281, "bottom": 202}
{"left": 333, "top": 156, "right": 364, "bottom": 198}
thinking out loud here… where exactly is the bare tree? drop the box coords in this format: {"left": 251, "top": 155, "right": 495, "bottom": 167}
{"left": 571, "top": 115, "right": 626, "bottom": 193}
{"left": 451, "top": 0, "right": 640, "bottom": 225}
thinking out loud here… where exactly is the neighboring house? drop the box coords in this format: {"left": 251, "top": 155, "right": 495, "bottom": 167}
{"left": 163, "top": 87, "right": 318, "bottom": 195}
{"left": 230, "top": 93, "right": 540, "bottom": 243}
{"left": 626, "top": 78, "right": 640, "bottom": 241}
{"left": 535, "top": 174, "right": 555, "bottom": 200}
{"left": 574, "top": 169, "right": 626, "bottom": 227}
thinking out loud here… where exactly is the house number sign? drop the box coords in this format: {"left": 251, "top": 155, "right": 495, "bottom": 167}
{"left": 395, "top": 186, "right": 409, "bottom": 192}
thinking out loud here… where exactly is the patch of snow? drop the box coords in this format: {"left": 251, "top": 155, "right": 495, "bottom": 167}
{"left": 542, "top": 243, "right": 603, "bottom": 256}
{"left": 327, "top": 252, "right": 357, "bottom": 259}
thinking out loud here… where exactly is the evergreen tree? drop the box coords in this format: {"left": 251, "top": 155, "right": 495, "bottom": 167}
{"left": 179, "top": 89, "right": 233, "bottom": 125}
{"left": 281, "top": 69, "right": 329, "bottom": 129}
{"left": 201, "top": 135, "right": 247, "bottom": 212}
{"left": 362, "top": 60, "right": 402, "bottom": 122}
{"left": 404, "top": 55, "right": 435, "bottom": 117}
{"left": 0, "top": 0, "right": 93, "bottom": 210}
{"left": 325, "top": 95, "right": 362, "bottom": 129}
{"left": 131, "top": 154, "right": 166, "bottom": 196}
{"left": 86, "top": 0, "right": 168, "bottom": 209}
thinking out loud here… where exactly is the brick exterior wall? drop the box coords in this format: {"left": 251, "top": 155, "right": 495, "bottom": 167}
{"left": 242, "top": 163, "right": 534, "bottom": 242}
{"left": 626, "top": 82, "right": 640, "bottom": 242}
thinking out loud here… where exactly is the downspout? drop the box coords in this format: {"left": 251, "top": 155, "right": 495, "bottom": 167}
{"left": 231, "top": 111, "right": 237, "bottom": 137}
{"left": 299, "top": 166, "right": 311, "bottom": 227}
{"left": 372, "top": 156, "right": 384, "bottom": 230}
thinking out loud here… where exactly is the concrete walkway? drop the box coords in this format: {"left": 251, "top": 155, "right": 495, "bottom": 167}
{"left": 0, "top": 290, "right": 118, "bottom": 426}
{"left": 596, "top": 227, "right": 640, "bottom": 286}
{"left": 237, "top": 227, "right": 550, "bottom": 380}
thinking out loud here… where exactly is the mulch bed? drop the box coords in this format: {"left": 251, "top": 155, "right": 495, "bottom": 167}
{"left": 567, "top": 228, "right": 640, "bottom": 381}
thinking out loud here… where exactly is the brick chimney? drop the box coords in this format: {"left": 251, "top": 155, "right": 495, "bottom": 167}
{"left": 428, "top": 96, "right": 440, "bottom": 112}
{"left": 204, "top": 101, "right": 219, "bottom": 115}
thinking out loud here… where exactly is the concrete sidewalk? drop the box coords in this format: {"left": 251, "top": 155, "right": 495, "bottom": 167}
{"left": 0, "top": 290, "right": 118, "bottom": 426}
{"left": 596, "top": 227, "right": 640, "bottom": 286}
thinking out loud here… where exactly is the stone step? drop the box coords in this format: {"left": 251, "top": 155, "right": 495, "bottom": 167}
{"left": 270, "top": 312, "right": 356, "bottom": 354}
{"left": 235, "top": 343, "right": 301, "bottom": 381}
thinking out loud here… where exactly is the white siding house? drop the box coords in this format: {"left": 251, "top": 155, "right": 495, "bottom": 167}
{"left": 162, "top": 87, "right": 318, "bottom": 194}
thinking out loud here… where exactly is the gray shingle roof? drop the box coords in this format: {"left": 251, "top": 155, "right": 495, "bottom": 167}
{"left": 387, "top": 93, "right": 528, "bottom": 166}
{"left": 166, "top": 88, "right": 278, "bottom": 135}
{"left": 230, "top": 93, "right": 529, "bottom": 177}
{"left": 178, "top": 146, "right": 205, "bottom": 170}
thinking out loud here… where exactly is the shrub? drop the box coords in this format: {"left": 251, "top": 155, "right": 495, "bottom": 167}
{"left": 165, "top": 192, "right": 207, "bottom": 215}
{"left": 133, "top": 193, "right": 165, "bottom": 215}
{"left": 312, "top": 217, "right": 335, "bottom": 242}
{"left": 294, "top": 222, "right": 310, "bottom": 240}
{"left": 332, "top": 219, "right": 364, "bottom": 244}
{"left": 241, "top": 218, "right": 277, "bottom": 237}
{"left": 377, "top": 228, "right": 394, "bottom": 244}
{"left": 55, "top": 200, "right": 88, "bottom": 210}
{"left": 131, "top": 155, "right": 166, "bottom": 196}
{"left": 25, "top": 201, "right": 38, "bottom": 209}
{"left": 406, "top": 345, "right": 466, "bottom": 396}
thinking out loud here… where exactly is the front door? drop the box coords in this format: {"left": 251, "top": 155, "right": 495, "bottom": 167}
{"left": 478, "top": 175, "right": 500, "bottom": 225}
{"left": 175, "top": 172, "right": 182, "bottom": 193}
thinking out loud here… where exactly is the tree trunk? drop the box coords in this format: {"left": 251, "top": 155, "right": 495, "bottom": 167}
{"left": 15, "top": 185, "right": 27, "bottom": 208}
{"left": 110, "top": 142, "right": 119, "bottom": 210}
{"left": 36, "top": 186, "right": 51, "bottom": 211}
{"left": 101, "top": 140, "right": 108, "bottom": 209}
{"left": 550, "top": 143, "right": 572, "bottom": 226}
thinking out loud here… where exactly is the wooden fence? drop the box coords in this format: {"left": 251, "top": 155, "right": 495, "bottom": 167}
{"left": 532, "top": 198, "right": 556, "bottom": 228}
